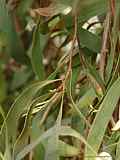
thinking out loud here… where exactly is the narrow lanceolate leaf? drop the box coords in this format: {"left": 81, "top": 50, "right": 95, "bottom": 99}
{"left": 60, "top": 0, "right": 107, "bottom": 22}
{"left": 44, "top": 94, "right": 63, "bottom": 160}
{"left": 0, "top": 79, "right": 60, "bottom": 147}
{"left": 0, "top": 106, "right": 11, "bottom": 160}
{"left": 44, "top": 134, "right": 59, "bottom": 160}
{"left": 58, "top": 140, "right": 79, "bottom": 157}
{"left": 85, "top": 77, "right": 120, "bottom": 160}
{"left": 59, "top": 0, "right": 120, "bottom": 22}
{"left": 77, "top": 0, "right": 119, "bottom": 22}
{"left": 31, "top": 25, "right": 46, "bottom": 80}
{"left": 15, "top": 126, "right": 57, "bottom": 160}
{"left": 116, "top": 138, "right": 120, "bottom": 160}
{"left": 16, "top": 126, "right": 95, "bottom": 160}
{"left": 0, "top": 66, "right": 6, "bottom": 103}
{"left": 106, "top": 6, "right": 120, "bottom": 83}
{"left": 0, "top": 105, "right": 6, "bottom": 152}
{"left": 17, "top": 0, "right": 34, "bottom": 16}
{"left": 0, "top": 0, "right": 28, "bottom": 64}
{"left": 0, "top": 152, "right": 4, "bottom": 160}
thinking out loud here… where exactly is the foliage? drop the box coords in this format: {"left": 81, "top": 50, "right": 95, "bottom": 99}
{"left": 0, "top": 0, "right": 120, "bottom": 160}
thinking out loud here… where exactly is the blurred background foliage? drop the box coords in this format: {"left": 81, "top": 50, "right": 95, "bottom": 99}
{"left": 0, "top": 0, "right": 120, "bottom": 160}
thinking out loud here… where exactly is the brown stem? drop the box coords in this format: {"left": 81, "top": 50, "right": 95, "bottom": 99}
{"left": 39, "top": 92, "right": 62, "bottom": 126}
{"left": 39, "top": 0, "right": 51, "bottom": 7}
{"left": 99, "top": 12, "right": 111, "bottom": 80}
{"left": 109, "top": 0, "right": 115, "bottom": 17}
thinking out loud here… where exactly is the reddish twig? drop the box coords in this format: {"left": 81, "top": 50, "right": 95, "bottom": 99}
{"left": 109, "top": 0, "right": 115, "bottom": 17}
{"left": 99, "top": 12, "right": 111, "bottom": 80}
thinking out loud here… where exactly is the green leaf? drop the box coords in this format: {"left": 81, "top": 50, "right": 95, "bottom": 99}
{"left": 44, "top": 134, "right": 59, "bottom": 160}
{"left": 75, "top": 0, "right": 120, "bottom": 22}
{"left": 0, "top": 66, "right": 6, "bottom": 103}
{"left": 0, "top": 106, "right": 11, "bottom": 160}
{"left": 106, "top": 7, "right": 120, "bottom": 83}
{"left": 31, "top": 113, "right": 45, "bottom": 160}
{"left": 60, "top": 0, "right": 120, "bottom": 22}
{"left": 0, "top": 152, "right": 4, "bottom": 160}
{"left": 84, "top": 62, "right": 105, "bottom": 94}
{"left": 16, "top": 125, "right": 95, "bottom": 160}
{"left": 85, "top": 77, "right": 120, "bottom": 159}
{"left": 10, "top": 68, "right": 32, "bottom": 90}
{"left": 0, "top": 105, "right": 6, "bottom": 152}
{"left": 44, "top": 94, "right": 63, "bottom": 160}
{"left": 116, "top": 138, "right": 120, "bottom": 160}
{"left": 60, "top": 126, "right": 94, "bottom": 153}
{"left": 17, "top": 0, "right": 33, "bottom": 16}
{"left": 16, "top": 126, "right": 57, "bottom": 160}
{"left": 78, "top": 88, "right": 97, "bottom": 109}
{"left": 78, "top": 28, "right": 102, "bottom": 53}
{"left": 0, "top": 31, "right": 8, "bottom": 49}
{"left": 31, "top": 25, "right": 46, "bottom": 80}
{"left": 58, "top": 140, "right": 79, "bottom": 157}
{"left": 0, "top": 79, "right": 60, "bottom": 147}
{"left": 78, "top": 0, "right": 107, "bottom": 22}
{"left": 0, "top": 0, "right": 29, "bottom": 64}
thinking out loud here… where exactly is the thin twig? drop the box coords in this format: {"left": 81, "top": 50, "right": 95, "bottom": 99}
{"left": 39, "top": 92, "right": 62, "bottom": 126}
{"left": 99, "top": 11, "right": 111, "bottom": 80}
{"left": 77, "top": 35, "right": 86, "bottom": 67}
{"left": 64, "top": 14, "right": 78, "bottom": 84}
{"left": 109, "top": 0, "right": 115, "bottom": 17}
